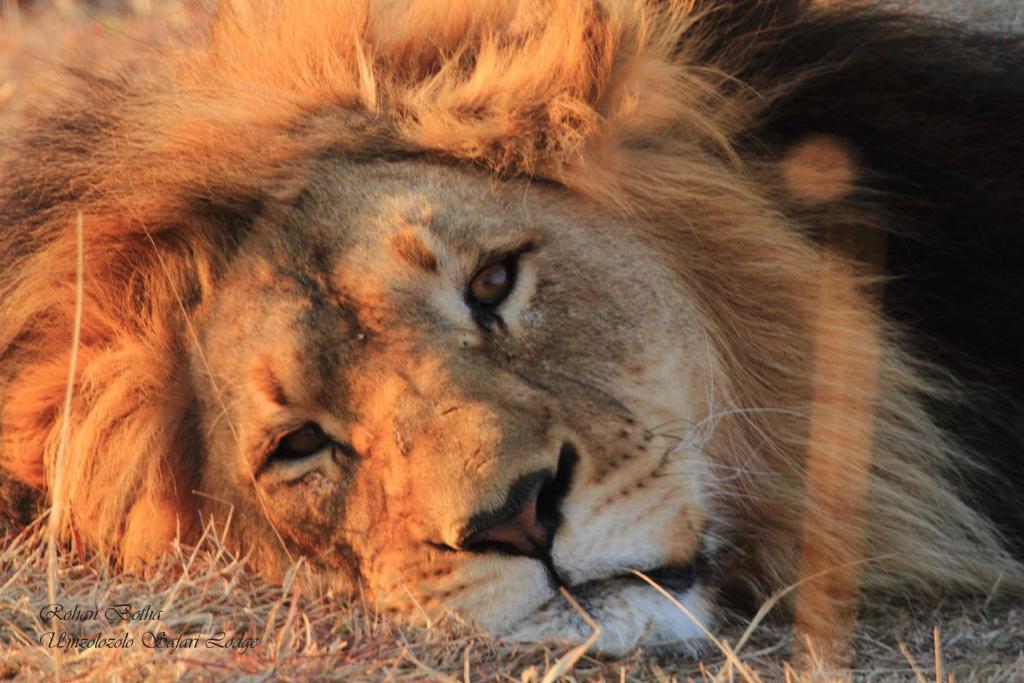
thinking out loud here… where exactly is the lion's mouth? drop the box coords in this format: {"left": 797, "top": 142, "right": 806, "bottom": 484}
{"left": 561, "top": 558, "right": 704, "bottom": 600}
{"left": 631, "top": 560, "right": 704, "bottom": 593}
{"left": 504, "top": 554, "right": 713, "bottom": 656}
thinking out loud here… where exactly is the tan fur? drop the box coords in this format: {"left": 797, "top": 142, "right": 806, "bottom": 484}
{"left": 1, "top": 0, "right": 1021, "bottom": 654}
{"left": 780, "top": 135, "right": 858, "bottom": 204}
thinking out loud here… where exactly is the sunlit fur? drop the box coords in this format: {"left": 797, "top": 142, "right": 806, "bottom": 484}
{"left": 1, "top": 0, "right": 1022, "bottom": 656}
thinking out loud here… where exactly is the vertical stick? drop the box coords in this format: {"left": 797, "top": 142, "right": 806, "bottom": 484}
{"left": 794, "top": 223, "right": 886, "bottom": 667}
{"left": 47, "top": 212, "right": 84, "bottom": 615}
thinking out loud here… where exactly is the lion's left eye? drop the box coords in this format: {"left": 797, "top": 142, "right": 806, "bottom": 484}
{"left": 467, "top": 258, "right": 517, "bottom": 308}
{"left": 272, "top": 423, "right": 330, "bottom": 460}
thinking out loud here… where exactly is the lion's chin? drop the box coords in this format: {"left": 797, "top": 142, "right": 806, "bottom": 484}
{"left": 501, "top": 570, "right": 713, "bottom": 658}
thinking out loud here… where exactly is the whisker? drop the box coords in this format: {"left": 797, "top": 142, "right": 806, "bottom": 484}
{"left": 644, "top": 416, "right": 700, "bottom": 433}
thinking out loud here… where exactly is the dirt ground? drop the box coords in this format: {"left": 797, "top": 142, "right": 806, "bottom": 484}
{"left": 2, "top": 2, "right": 1022, "bottom": 681}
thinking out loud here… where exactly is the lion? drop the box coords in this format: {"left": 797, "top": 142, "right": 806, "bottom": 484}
{"left": 1, "top": 0, "right": 1023, "bottom": 657}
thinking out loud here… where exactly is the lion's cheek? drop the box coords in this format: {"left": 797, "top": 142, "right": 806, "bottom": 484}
{"left": 552, "top": 467, "right": 708, "bottom": 585}
{"left": 658, "top": 501, "right": 707, "bottom": 567}
{"left": 440, "top": 557, "right": 553, "bottom": 630}
{"left": 367, "top": 551, "right": 554, "bottom": 631}
{"left": 341, "top": 470, "right": 431, "bottom": 593}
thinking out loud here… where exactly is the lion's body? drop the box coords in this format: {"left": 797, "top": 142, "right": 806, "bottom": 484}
{"left": 1, "top": 0, "right": 1023, "bottom": 655}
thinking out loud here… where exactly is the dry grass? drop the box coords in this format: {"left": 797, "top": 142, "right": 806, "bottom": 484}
{"left": 2, "top": 519, "right": 1022, "bottom": 682}
{"left": 2, "top": 2, "right": 1023, "bottom": 681}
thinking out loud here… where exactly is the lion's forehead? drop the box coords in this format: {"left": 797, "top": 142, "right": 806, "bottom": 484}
{"left": 211, "top": 159, "right": 675, "bottom": 371}
{"left": 280, "top": 160, "right": 541, "bottom": 252}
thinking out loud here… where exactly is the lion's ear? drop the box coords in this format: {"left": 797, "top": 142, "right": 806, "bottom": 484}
{"left": 122, "top": 464, "right": 199, "bottom": 571}
{"left": 778, "top": 135, "right": 860, "bottom": 206}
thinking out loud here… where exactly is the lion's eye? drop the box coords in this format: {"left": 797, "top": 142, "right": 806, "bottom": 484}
{"left": 468, "top": 259, "right": 517, "bottom": 307}
{"left": 272, "top": 423, "right": 330, "bottom": 460}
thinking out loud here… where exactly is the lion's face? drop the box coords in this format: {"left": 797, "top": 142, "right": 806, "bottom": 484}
{"left": 195, "top": 159, "right": 713, "bottom": 654}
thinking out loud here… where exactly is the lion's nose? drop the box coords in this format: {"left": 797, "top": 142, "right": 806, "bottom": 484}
{"left": 457, "top": 469, "right": 566, "bottom": 557}
{"left": 452, "top": 443, "right": 577, "bottom": 557}
{"left": 459, "top": 472, "right": 552, "bottom": 556}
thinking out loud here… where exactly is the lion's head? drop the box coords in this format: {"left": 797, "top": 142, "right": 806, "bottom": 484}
{"left": 2, "top": 0, "right": 1021, "bottom": 657}
{"left": 195, "top": 158, "right": 714, "bottom": 652}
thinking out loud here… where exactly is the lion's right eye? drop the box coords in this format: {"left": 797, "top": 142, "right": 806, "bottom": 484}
{"left": 468, "top": 260, "right": 516, "bottom": 308}
{"left": 271, "top": 423, "right": 331, "bottom": 460}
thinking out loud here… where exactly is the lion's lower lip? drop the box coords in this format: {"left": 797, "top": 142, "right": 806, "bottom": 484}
{"left": 636, "top": 562, "right": 702, "bottom": 593}
{"left": 566, "top": 560, "right": 702, "bottom": 596}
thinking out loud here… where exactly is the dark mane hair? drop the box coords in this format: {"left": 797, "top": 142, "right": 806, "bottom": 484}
{"left": 690, "top": 0, "right": 1024, "bottom": 548}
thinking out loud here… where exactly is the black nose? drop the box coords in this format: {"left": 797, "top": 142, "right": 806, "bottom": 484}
{"left": 458, "top": 443, "right": 578, "bottom": 557}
